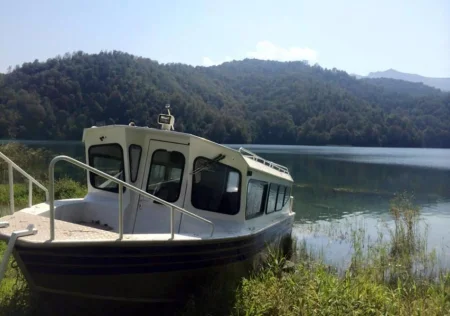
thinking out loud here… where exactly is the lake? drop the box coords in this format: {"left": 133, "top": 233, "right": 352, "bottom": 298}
{"left": 1, "top": 141, "right": 450, "bottom": 268}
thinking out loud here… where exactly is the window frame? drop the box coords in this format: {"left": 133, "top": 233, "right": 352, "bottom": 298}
{"left": 88, "top": 143, "right": 125, "bottom": 193}
{"left": 283, "top": 186, "right": 291, "bottom": 206}
{"left": 265, "top": 183, "right": 279, "bottom": 214}
{"left": 145, "top": 149, "right": 185, "bottom": 203}
{"left": 276, "top": 185, "right": 286, "bottom": 211}
{"left": 128, "top": 144, "right": 142, "bottom": 183}
{"left": 191, "top": 156, "right": 242, "bottom": 215}
{"left": 245, "top": 179, "right": 268, "bottom": 220}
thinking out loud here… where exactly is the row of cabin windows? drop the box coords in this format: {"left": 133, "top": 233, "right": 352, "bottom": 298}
{"left": 88, "top": 144, "right": 287, "bottom": 217}
{"left": 246, "top": 180, "right": 291, "bottom": 219}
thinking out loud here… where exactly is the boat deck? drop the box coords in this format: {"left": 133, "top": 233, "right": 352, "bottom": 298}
{"left": 0, "top": 212, "right": 119, "bottom": 243}
{"left": 0, "top": 212, "right": 204, "bottom": 244}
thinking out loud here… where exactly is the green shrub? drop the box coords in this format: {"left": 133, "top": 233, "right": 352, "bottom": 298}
{"left": 0, "top": 143, "right": 51, "bottom": 184}
{"left": 0, "top": 179, "right": 87, "bottom": 214}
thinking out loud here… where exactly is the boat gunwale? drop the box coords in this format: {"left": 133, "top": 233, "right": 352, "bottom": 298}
{"left": 0, "top": 212, "right": 294, "bottom": 249}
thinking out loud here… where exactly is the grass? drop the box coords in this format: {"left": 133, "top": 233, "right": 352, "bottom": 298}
{"left": 232, "top": 260, "right": 450, "bottom": 316}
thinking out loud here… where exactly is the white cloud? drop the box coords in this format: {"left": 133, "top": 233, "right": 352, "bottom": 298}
{"left": 202, "top": 41, "right": 317, "bottom": 66}
{"left": 202, "top": 56, "right": 232, "bottom": 66}
{"left": 247, "top": 41, "right": 318, "bottom": 62}
{"left": 202, "top": 57, "right": 215, "bottom": 66}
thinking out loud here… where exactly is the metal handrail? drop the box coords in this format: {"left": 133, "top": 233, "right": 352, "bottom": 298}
{"left": 48, "top": 155, "right": 215, "bottom": 241}
{"left": 238, "top": 147, "right": 290, "bottom": 174}
{"left": 0, "top": 151, "right": 49, "bottom": 214}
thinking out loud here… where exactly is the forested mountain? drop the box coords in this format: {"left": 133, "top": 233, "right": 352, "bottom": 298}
{"left": 1, "top": 51, "right": 449, "bottom": 147}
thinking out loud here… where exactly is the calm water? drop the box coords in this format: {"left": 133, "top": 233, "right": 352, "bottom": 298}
{"left": 2, "top": 141, "right": 450, "bottom": 267}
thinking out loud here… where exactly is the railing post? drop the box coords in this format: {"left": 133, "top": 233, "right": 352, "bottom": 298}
{"left": 8, "top": 163, "right": 14, "bottom": 215}
{"left": 49, "top": 161, "right": 55, "bottom": 241}
{"left": 28, "top": 179, "right": 33, "bottom": 208}
{"left": 118, "top": 183, "right": 123, "bottom": 240}
{"left": 170, "top": 206, "right": 174, "bottom": 240}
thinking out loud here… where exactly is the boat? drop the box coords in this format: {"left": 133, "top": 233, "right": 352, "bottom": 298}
{"left": 0, "top": 105, "right": 295, "bottom": 303}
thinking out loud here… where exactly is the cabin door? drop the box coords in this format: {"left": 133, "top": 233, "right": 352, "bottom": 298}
{"left": 133, "top": 140, "right": 189, "bottom": 234}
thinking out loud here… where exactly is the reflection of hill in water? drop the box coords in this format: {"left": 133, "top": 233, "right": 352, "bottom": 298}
{"left": 259, "top": 152, "right": 450, "bottom": 222}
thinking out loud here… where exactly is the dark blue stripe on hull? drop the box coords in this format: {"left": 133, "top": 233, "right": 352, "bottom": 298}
{"left": 16, "top": 218, "right": 293, "bottom": 275}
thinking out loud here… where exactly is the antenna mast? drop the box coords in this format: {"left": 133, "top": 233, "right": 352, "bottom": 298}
{"left": 157, "top": 104, "right": 175, "bottom": 131}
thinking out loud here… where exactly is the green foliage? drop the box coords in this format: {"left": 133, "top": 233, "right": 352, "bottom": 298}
{"left": 0, "top": 254, "right": 30, "bottom": 316}
{"left": 52, "top": 177, "right": 88, "bottom": 200}
{"left": 0, "top": 52, "right": 449, "bottom": 147}
{"left": 0, "top": 143, "right": 51, "bottom": 182}
{"left": 0, "top": 179, "right": 87, "bottom": 215}
{"left": 233, "top": 263, "right": 450, "bottom": 316}
{"left": 0, "top": 143, "right": 87, "bottom": 215}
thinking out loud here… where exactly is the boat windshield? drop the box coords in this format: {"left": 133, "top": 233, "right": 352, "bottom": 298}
{"left": 88, "top": 144, "right": 125, "bottom": 193}
{"left": 146, "top": 150, "right": 185, "bottom": 203}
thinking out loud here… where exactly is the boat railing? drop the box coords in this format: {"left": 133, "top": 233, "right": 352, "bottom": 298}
{"left": 0, "top": 151, "right": 49, "bottom": 215}
{"left": 238, "top": 147, "right": 290, "bottom": 174}
{"left": 48, "top": 155, "right": 215, "bottom": 241}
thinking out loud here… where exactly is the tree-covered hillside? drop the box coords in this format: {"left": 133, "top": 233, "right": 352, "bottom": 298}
{"left": 0, "top": 51, "right": 449, "bottom": 147}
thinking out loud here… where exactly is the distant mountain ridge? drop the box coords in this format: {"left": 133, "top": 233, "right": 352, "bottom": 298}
{"left": 359, "top": 69, "right": 450, "bottom": 91}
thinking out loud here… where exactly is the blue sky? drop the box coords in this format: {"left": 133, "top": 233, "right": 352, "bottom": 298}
{"left": 1, "top": 0, "right": 449, "bottom": 77}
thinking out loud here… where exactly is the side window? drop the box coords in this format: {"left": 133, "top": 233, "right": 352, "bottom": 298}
{"left": 276, "top": 186, "right": 285, "bottom": 211}
{"left": 284, "top": 186, "right": 291, "bottom": 205}
{"left": 146, "top": 150, "right": 185, "bottom": 203}
{"left": 246, "top": 180, "right": 268, "bottom": 219}
{"left": 88, "top": 144, "right": 124, "bottom": 193}
{"left": 191, "top": 157, "right": 241, "bottom": 215}
{"left": 129, "top": 145, "right": 142, "bottom": 183}
{"left": 266, "top": 184, "right": 278, "bottom": 214}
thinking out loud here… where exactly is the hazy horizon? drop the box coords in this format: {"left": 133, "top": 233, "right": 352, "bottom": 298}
{"left": 1, "top": 0, "right": 449, "bottom": 77}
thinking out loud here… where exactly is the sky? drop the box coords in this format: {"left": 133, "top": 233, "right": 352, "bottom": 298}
{"left": 0, "top": 0, "right": 449, "bottom": 77}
